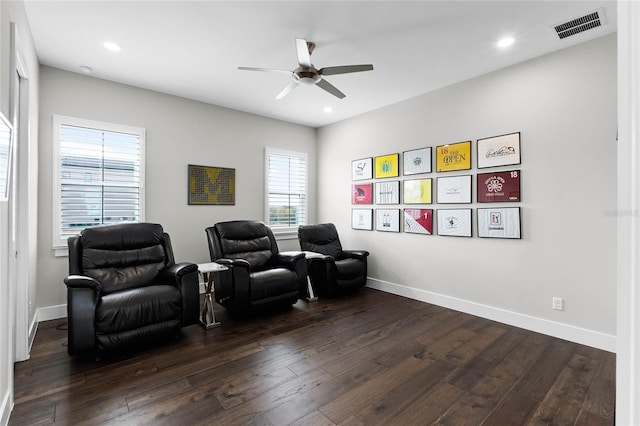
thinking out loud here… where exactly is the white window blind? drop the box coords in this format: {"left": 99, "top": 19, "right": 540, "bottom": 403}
{"left": 265, "top": 148, "right": 307, "bottom": 233}
{"left": 53, "top": 115, "right": 145, "bottom": 251}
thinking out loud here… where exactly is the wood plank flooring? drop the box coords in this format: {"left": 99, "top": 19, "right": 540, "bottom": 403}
{"left": 10, "top": 288, "right": 615, "bottom": 425}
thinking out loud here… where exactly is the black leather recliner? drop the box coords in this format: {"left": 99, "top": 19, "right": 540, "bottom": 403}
{"left": 64, "top": 223, "right": 200, "bottom": 356}
{"left": 298, "top": 223, "right": 369, "bottom": 296}
{"left": 205, "top": 220, "right": 307, "bottom": 314}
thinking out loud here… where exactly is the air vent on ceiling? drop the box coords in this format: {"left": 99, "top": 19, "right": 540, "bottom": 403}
{"left": 553, "top": 9, "right": 604, "bottom": 40}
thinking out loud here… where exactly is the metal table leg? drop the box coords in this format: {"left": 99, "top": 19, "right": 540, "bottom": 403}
{"left": 200, "top": 271, "right": 221, "bottom": 329}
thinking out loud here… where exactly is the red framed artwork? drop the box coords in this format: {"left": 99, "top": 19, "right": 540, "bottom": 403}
{"left": 477, "top": 170, "right": 521, "bottom": 202}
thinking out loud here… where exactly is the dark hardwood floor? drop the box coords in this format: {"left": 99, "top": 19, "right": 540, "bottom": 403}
{"left": 10, "top": 288, "right": 615, "bottom": 425}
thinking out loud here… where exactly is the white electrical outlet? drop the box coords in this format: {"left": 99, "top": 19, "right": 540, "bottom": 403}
{"left": 553, "top": 297, "right": 564, "bottom": 311}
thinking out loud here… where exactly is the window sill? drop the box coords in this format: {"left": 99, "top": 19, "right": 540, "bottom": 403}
{"left": 53, "top": 245, "right": 68, "bottom": 257}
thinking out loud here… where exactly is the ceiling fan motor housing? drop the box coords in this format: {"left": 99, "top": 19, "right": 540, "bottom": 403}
{"left": 294, "top": 66, "right": 321, "bottom": 85}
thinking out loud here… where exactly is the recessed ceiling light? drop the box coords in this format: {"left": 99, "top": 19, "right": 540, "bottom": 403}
{"left": 323, "top": 106, "right": 333, "bottom": 114}
{"left": 79, "top": 65, "right": 93, "bottom": 74}
{"left": 497, "top": 37, "right": 515, "bottom": 48}
{"left": 103, "top": 41, "right": 122, "bottom": 52}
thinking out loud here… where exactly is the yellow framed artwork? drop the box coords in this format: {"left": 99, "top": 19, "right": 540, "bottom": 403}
{"left": 436, "top": 141, "right": 472, "bottom": 172}
{"left": 403, "top": 179, "right": 432, "bottom": 204}
{"left": 188, "top": 164, "right": 235, "bottom": 205}
{"left": 374, "top": 153, "right": 399, "bottom": 178}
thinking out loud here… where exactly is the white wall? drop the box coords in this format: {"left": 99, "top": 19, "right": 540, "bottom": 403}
{"left": 37, "top": 66, "right": 316, "bottom": 314}
{"left": 317, "top": 34, "right": 617, "bottom": 351}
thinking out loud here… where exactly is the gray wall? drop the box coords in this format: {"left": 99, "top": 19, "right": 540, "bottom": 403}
{"left": 37, "top": 66, "right": 316, "bottom": 310}
{"left": 317, "top": 34, "right": 617, "bottom": 348}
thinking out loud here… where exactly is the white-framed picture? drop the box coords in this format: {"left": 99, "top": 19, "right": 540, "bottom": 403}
{"left": 477, "top": 207, "right": 521, "bottom": 239}
{"left": 352, "top": 209, "right": 373, "bottom": 230}
{"left": 375, "top": 181, "right": 400, "bottom": 204}
{"left": 437, "top": 208, "right": 472, "bottom": 237}
{"left": 376, "top": 209, "right": 400, "bottom": 232}
{"left": 403, "top": 147, "right": 432, "bottom": 175}
{"left": 352, "top": 157, "right": 373, "bottom": 180}
{"left": 477, "top": 132, "right": 521, "bottom": 169}
{"left": 436, "top": 175, "right": 472, "bottom": 204}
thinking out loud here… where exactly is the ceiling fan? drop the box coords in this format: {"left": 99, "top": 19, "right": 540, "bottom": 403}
{"left": 238, "top": 38, "right": 374, "bottom": 100}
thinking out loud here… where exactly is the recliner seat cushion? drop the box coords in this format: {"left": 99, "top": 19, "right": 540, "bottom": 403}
{"left": 249, "top": 268, "right": 299, "bottom": 302}
{"left": 96, "top": 285, "right": 182, "bottom": 334}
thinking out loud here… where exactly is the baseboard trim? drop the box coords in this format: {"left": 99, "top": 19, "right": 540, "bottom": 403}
{"left": 366, "top": 278, "right": 616, "bottom": 353}
{"left": 36, "top": 304, "right": 67, "bottom": 322}
{"left": 28, "top": 316, "right": 38, "bottom": 354}
{"left": 0, "top": 388, "right": 12, "bottom": 426}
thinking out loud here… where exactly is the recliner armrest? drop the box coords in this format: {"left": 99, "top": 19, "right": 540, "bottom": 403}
{"left": 157, "top": 262, "right": 200, "bottom": 326}
{"left": 64, "top": 275, "right": 102, "bottom": 293}
{"left": 273, "top": 252, "right": 306, "bottom": 268}
{"left": 340, "top": 250, "right": 369, "bottom": 261}
{"left": 273, "top": 252, "right": 307, "bottom": 296}
{"left": 64, "top": 275, "right": 100, "bottom": 355}
{"left": 217, "top": 258, "right": 251, "bottom": 269}
{"left": 164, "top": 262, "right": 198, "bottom": 280}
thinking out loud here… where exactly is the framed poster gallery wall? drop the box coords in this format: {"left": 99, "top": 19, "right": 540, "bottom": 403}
{"left": 350, "top": 131, "right": 523, "bottom": 239}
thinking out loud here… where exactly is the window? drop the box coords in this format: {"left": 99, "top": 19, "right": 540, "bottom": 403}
{"left": 265, "top": 148, "right": 307, "bottom": 237}
{"left": 53, "top": 115, "right": 145, "bottom": 253}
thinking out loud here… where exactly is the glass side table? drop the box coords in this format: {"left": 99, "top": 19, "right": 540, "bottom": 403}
{"left": 197, "top": 262, "right": 229, "bottom": 329}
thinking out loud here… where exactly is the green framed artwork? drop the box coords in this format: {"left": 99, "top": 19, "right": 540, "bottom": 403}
{"left": 403, "top": 178, "right": 432, "bottom": 204}
{"left": 436, "top": 141, "right": 472, "bottom": 172}
{"left": 188, "top": 164, "right": 235, "bottom": 205}
{"left": 374, "top": 153, "right": 399, "bottom": 178}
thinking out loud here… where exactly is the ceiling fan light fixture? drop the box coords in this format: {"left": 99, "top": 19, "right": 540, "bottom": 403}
{"left": 103, "top": 41, "right": 122, "bottom": 52}
{"left": 497, "top": 36, "right": 515, "bottom": 48}
{"left": 297, "top": 76, "right": 317, "bottom": 86}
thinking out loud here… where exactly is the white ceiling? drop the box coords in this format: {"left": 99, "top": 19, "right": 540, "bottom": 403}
{"left": 23, "top": 1, "right": 617, "bottom": 128}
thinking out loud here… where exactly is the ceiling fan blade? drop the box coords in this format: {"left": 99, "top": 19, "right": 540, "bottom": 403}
{"left": 276, "top": 81, "right": 299, "bottom": 100}
{"left": 295, "top": 38, "right": 312, "bottom": 68}
{"left": 319, "top": 64, "right": 374, "bottom": 76}
{"left": 238, "top": 66, "right": 292, "bottom": 75}
{"left": 316, "top": 78, "right": 345, "bottom": 99}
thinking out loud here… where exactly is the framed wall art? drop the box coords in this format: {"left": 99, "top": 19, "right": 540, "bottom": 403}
{"left": 188, "top": 164, "right": 235, "bottom": 205}
{"left": 352, "top": 183, "right": 373, "bottom": 204}
{"left": 437, "top": 208, "right": 472, "bottom": 237}
{"left": 436, "top": 141, "right": 471, "bottom": 172}
{"left": 375, "top": 181, "right": 400, "bottom": 204}
{"left": 376, "top": 209, "right": 400, "bottom": 232}
{"left": 352, "top": 157, "right": 373, "bottom": 180}
{"left": 403, "top": 147, "right": 432, "bottom": 175}
{"left": 404, "top": 209, "right": 433, "bottom": 235}
{"left": 0, "top": 111, "right": 13, "bottom": 202}
{"left": 403, "top": 178, "right": 432, "bottom": 204}
{"left": 477, "top": 170, "right": 521, "bottom": 202}
{"left": 352, "top": 209, "right": 373, "bottom": 230}
{"left": 374, "top": 153, "right": 400, "bottom": 178}
{"left": 436, "top": 175, "right": 472, "bottom": 204}
{"left": 477, "top": 207, "right": 521, "bottom": 239}
{"left": 477, "top": 132, "right": 521, "bottom": 169}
